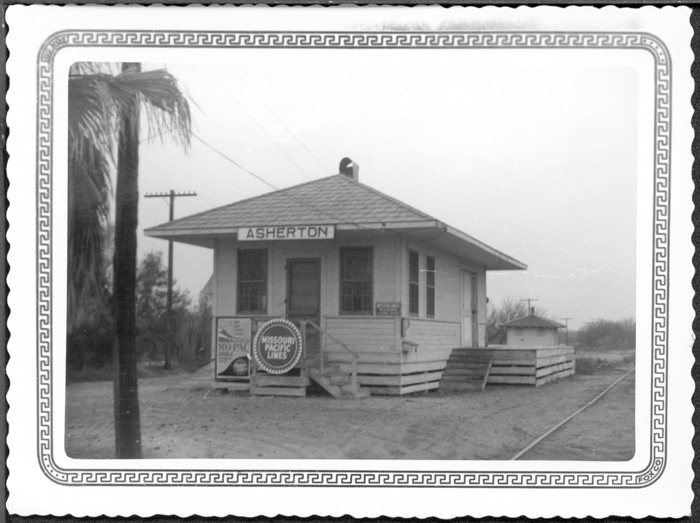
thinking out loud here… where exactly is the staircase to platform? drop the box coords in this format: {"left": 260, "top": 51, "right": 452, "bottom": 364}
{"left": 304, "top": 319, "right": 370, "bottom": 399}
{"left": 307, "top": 360, "right": 370, "bottom": 399}
{"left": 440, "top": 348, "right": 493, "bottom": 392}
{"left": 250, "top": 320, "right": 370, "bottom": 399}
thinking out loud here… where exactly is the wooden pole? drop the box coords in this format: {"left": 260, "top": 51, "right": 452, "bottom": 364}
{"left": 113, "top": 62, "right": 142, "bottom": 459}
{"left": 144, "top": 190, "right": 196, "bottom": 369}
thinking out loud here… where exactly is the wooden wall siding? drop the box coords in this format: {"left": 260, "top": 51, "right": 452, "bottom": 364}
{"left": 214, "top": 241, "right": 238, "bottom": 316}
{"left": 506, "top": 328, "right": 559, "bottom": 347}
{"left": 323, "top": 317, "right": 400, "bottom": 353}
{"left": 404, "top": 319, "right": 460, "bottom": 363}
{"left": 434, "top": 254, "right": 462, "bottom": 322}
{"left": 214, "top": 234, "right": 403, "bottom": 320}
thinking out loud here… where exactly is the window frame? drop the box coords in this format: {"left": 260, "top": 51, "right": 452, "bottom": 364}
{"left": 409, "top": 250, "right": 420, "bottom": 317}
{"left": 236, "top": 248, "right": 268, "bottom": 314}
{"left": 339, "top": 246, "right": 374, "bottom": 315}
{"left": 426, "top": 255, "right": 436, "bottom": 318}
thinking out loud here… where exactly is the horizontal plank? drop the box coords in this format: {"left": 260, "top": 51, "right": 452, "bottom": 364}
{"left": 254, "top": 375, "right": 310, "bottom": 387}
{"left": 487, "top": 375, "right": 536, "bottom": 385}
{"left": 359, "top": 371, "right": 443, "bottom": 387}
{"left": 491, "top": 360, "right": 537, "bottom": 367}
{"left": 536, "top": 361, "right": 575, "bottom": 378}
{"left": 488, "top": 366, "right": 536, "bottom": 376}
{"left": 250, "top": 386, "right": 306, "bottom": 397}
{"left": 368, "top": 381, "right": 440, "bottom": 396}
{"left": 536, "top": 369, "right": 575, "bottom": 387}
{"left": 327, "top": 352, "right": 402, "bottom": 364}
{"left": 535, "top": 354, "right": 575, "bottom": 368}
{"left": 445, "top": 361, "right": 491, "bottom": 368}
{"left": 338, "top": 360, "right": 446, "bottom": 375}
{"left": 443, "top": 368, "right": 490, "bottom": 377}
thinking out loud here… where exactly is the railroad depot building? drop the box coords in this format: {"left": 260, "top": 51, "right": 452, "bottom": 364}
{"left": 145, "top": 161, "right": 528, "bottom": 396}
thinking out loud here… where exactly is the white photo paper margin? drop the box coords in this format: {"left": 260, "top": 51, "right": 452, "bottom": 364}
{"left": 5, "top": 4, "right": 695, "bottom": 518}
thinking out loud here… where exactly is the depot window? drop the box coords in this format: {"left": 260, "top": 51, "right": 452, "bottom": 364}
{"left": 409, "top": 250, "right": 419, "bottom": 316}
{"left": 426, "top": 255, "right": 436, "bottom": 318}
{"left": 237, "top": 249, "right": 268, "bottom": 314}
{"left": 340, "top": 247, "right": 373, "bottom": 314}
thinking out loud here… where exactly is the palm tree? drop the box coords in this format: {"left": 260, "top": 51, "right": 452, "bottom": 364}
{"left": 68, "top": 62, "right": 191, "bottom": 458}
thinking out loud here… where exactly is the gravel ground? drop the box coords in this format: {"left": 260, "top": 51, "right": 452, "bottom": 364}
{"left": 65, "top": 353, "right": 634, "bottom": 461}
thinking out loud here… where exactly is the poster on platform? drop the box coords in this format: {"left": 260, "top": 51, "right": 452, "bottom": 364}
{"left": 215, "top": 317, "right": 251, "bottom": 380}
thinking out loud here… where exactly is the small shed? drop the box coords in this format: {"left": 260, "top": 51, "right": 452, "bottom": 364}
{"left": 500, "top": 314, "right": 565, "bottom": 347}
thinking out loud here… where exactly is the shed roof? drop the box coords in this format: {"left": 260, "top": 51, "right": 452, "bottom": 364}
{"left": 500, "top": 314, "right": 565, "bottom": 329}
{"left": 145, "top": 174, "right": 527, "bottom": 271}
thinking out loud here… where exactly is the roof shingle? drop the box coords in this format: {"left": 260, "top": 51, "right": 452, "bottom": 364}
{"left": 147, "top": 175, "right": 434, "bottom": 232}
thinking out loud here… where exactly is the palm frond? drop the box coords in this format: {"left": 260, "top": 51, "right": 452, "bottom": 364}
{"left": 67, "top": 62, "right": 193, "bottom": 333}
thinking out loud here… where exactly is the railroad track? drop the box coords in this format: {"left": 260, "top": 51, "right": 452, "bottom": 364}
{"left": 510, "top": 368, "right": 635, "bottom": 460}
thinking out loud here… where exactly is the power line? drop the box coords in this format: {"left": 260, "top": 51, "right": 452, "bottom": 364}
{"left": 192, "top": 132, "right": 365, "bottom": 230}
{"left": 225, "top": 64, "right": 333, "bottom": 176}
{"left": 192, "top": 132, "right": 430, "bottom": 250}
{"left": 205, "top": 66, "right": 313, "bottom": 182}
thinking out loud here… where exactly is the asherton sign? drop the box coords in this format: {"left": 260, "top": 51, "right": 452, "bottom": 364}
{"left": 239, "top": 225, "right": 335, "bottom": 241}
{"left": 252, "top": 319, "right": 304, "bottom": 374}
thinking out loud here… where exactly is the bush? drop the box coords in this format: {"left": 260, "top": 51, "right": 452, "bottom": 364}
{"left": 66, "top": 305, "right": 113, "bottom": 371}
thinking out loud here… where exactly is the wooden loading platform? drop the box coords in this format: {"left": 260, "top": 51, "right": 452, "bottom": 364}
{"left": 441, "top": 346, "right": 575, "bottom": 389}
{"left": 327, "top": 352, "right": 447, "bottom": 395}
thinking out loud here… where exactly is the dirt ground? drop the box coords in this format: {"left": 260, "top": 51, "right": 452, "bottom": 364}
{"left": 65, "top": 350, "right": 635, "bottom": 461}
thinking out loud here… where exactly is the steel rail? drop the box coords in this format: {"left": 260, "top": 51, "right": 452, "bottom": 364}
{"left": 510, "top": 367, "right": 635, "bottom": 460}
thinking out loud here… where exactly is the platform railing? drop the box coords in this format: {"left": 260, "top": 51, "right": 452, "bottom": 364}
{"left": 301, "top": 318, "right": 359, "bottom": 394}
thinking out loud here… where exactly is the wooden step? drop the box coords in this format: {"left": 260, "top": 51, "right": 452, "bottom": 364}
{"left": 308, "top": 366, "right": 371, "bottom": 399}
{"left": 440, "top": 349, "right": 493, "bottom": 392}
{"left": 443, "top": 368, "right": 490, "bottom": 377}
{"left": 250, "top": 385, "right": 307, "bottom": 397}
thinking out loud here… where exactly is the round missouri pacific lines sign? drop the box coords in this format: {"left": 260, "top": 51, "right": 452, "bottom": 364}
{"left": 252, "top": 319, "right": 304, "bottom": 374}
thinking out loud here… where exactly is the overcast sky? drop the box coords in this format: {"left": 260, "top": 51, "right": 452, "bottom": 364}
{"left": 134, "top": 49, "right": 639, "bottom": 331}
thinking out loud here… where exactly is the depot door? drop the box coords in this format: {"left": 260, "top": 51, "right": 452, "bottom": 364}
{"left": 461, "top": 270, "right": 479, "bottom": 347}
{"left": 286, "top": 259, "right": 321, "bottom": 361}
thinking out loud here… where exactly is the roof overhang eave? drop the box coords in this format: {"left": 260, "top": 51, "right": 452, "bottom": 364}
{"left": 443, "top": 225, "right": 527, "bottom": 271}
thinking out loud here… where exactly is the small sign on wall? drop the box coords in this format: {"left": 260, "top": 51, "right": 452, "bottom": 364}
{"left": 215, "top": 317, "right": 252, "bottom": 381}
{"left": 376, "top": 302, "right": 401, "bottom": 316}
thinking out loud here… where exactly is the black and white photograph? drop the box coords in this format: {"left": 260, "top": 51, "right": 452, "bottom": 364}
{"left": 5, "top": 5, "right": 695, "bottom": 519}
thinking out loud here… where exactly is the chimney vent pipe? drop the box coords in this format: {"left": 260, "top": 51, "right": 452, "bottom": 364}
{"left": 339, "top": 157, "right": 359, "bottom": 181}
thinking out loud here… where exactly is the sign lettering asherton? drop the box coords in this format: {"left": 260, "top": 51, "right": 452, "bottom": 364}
{"left": 252, "top": 319, "right": 304, "bottom": 374}
{"left": 239, "top": 225, "right": 335, "bottom": 241}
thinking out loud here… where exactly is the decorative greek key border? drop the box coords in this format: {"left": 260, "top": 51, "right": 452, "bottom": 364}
{"left": 37, "top": 31, "right": 670, "bottom": 487}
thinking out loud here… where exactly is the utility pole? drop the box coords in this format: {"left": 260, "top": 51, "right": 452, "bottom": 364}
{"left": 144, "top": 190, "right": 196, "bottom": 369}
{"left": 520, "top": 298, "right": 538, "bottom": 315}
{"left": 561, "top": 317, "right": 573, "bottom": 345}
